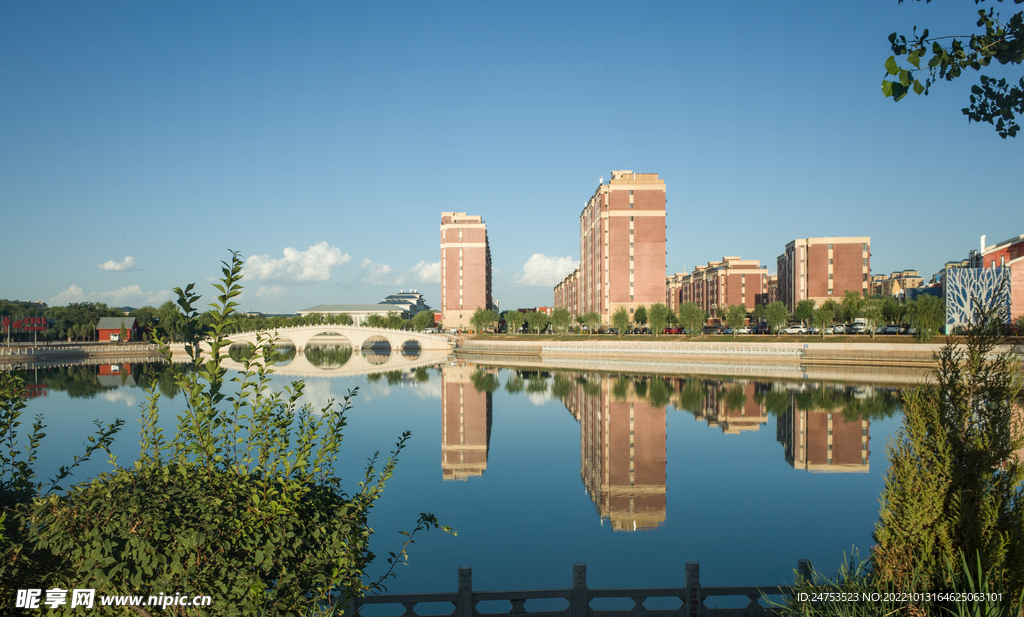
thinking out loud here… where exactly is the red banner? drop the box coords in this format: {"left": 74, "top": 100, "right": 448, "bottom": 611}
{"left": 2, "top": 316, "right": 48, "bottom": 332}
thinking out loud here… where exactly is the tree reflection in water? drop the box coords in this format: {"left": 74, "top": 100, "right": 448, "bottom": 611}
{"left": 304, "top": 344, "right": 353, "bottom": 369}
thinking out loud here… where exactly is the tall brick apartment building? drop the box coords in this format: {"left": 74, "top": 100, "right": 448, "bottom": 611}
{"left": 777, "top": 237, "right": 871, "bottom": 311}
{"left": 668, "top": 257, "right": 769, "bottom": 318}
{"left": 554, "top": 170, "right": 666, "bottom": 325}
{"left": 440, "top": 212, "right": 493, "bottom": 331}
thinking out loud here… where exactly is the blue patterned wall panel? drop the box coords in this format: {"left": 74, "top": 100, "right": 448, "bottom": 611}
{"left": 944, "top": 267, "right": 1011, "bottom": 330}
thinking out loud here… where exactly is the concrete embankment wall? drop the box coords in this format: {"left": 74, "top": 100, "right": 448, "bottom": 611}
{"left": 455, "top": 339, "right": 1022, "bottom": 385}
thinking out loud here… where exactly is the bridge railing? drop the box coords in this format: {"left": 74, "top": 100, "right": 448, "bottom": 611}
{"left": 341, "top": 561, "right": 808, "bottom": 617}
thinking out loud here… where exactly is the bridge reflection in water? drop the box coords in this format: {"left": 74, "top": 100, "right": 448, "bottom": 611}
{"left": 219, "top": 336, "right": 451, "bottom": 378}
{"left": 445, "top": 365, "right": 902, "bottom": 532}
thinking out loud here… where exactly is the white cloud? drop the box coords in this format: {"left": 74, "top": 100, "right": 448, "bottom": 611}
{"left": 405, "top": 260, "right": 440, "bottom": 284}
{"left": 101, "top": 390, "right": 138, "bottom": 407}
{"left": 99, "top": 256, "right": 136, "bottom": 272}
{"left": 256, "top": 285, "right": 285, "bottom": 300}
{"left": 49, "top": 285, "right": 172, "bottom": 307}
{"left": 246, "top": 242, "right": 351, "bottom": 282}
{"left": 513, "top": 254, "right": 579, "bottom": 287}
{"left": 360, "top": 259, "right": 396, "bottom": 285}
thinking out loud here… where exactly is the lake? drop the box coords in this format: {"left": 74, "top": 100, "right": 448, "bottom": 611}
{"left": 8, "top": 354, "right": 910, "bottom": 595}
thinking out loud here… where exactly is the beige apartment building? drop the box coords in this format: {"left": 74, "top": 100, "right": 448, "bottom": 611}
{"left": 555, "top": 170, "right": 666, "bottom": 324}
{"left": 870, "top": 270, "right": 923, "bottom": 297}
{"left": 440, "top": 212, "right": 493, "bottom": 331}
{"left": 777, "top": 237, "right": 871, "bottom": 311}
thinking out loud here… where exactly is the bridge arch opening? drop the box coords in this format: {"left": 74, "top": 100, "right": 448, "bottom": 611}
{"left": 361, "top": 335, "right": 392, "bottom": 365}
{"left": 227, "top": 342, "right": 296, "bottom": 366}
{"left": 400, "top": 340, "right": 421, "bottom": 359}
{"left": 305, "top": 343, "right": 354, "bottom": 370}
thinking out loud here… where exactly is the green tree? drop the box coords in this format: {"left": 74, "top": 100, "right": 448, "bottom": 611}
{"left": 483, "top": 308, "right": 499, "bottom": 332}
{"left": 365, "top": 313, "right": 387, "bottom": 328}
{"left": 470, "top": 308, "right": 487, "bottom": 333}
{"left": 907, "top": 293, "right": 945, "bottom": 342}
{"left": 863, "top": 298, "right": 885, "bottom": 339}
{"left": 794, "top": 299, "right": 816, "bottom": 326}
{"left": 677, "top": 302, "right": 706, "bottom": 337}
{"left": 872, "top": 293, "right": 1024, "bottom": 600}
{"left": 841, "top": 290, "right": 865, "bottom": 325}
{"left": 648, "top": 303, "right": 671, "bottom": 336}
{"left": 550, "top": 307, "right": 571, "bottom": 334}
{"left": 119, "top": 321, "right": 127, "bottom": 344}
{"left": 765, "top": 301, "right": 790, "bottom": 337}
{"left": 412, "top": 310, "right": 435, "bottom": 331}
{"left": 581, "top": 311, "right": 601, "bottom": 334}
{"left": 633, "top": 305, "right": 648, "bottom": 328}
{"left": 752, "top": 303, "right": 767, "bottom": 327}
{"left": 814, "top": 301, "right": 838, "bottom": 339}
{"left": 611, "top": 307, "right": 629, "bottom": 337}
{"left": 882, "top": 0, "right": 1024, "bottom": 138}
{"left": 503, "top": 310, "right": 525, "bottom": 335}
{"left": 725, "top": 304, "right": 747, "bottom": 337}
{"left": 385, "top": 311, "right": 404, "bottom": 330}
{"left": 883, "top": 296, "right": 906, "bottom": 325}
{"left": 529, "top": 310, "right": 550, "bottom": 334}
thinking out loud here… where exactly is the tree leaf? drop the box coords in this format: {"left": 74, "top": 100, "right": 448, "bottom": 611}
{"left": 885, "top": 55, "right": 900, "bottom": 75}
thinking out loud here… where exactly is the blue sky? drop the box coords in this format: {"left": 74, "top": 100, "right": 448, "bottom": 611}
{"left": 2, "top": 1, "right": 1020, "bottom": 314}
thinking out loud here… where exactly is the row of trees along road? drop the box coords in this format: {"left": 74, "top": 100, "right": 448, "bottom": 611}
{"left": 472, "top": 289, "right": 987, "bottom": 343}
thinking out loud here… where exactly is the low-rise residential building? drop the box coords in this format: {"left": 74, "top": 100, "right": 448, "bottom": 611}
{"left": 870, "top": 270, "right": 923, "bottom": 298}
{"left": 667, "top": 257, "right": 769, "bottom": 318}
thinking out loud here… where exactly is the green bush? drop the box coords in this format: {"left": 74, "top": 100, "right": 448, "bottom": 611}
{"left": 2, "top": 252, "right": 450, "bottom": 616}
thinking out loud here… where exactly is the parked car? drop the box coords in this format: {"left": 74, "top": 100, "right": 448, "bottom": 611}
{"left": 851, "top": 323, "right": 869, "bottom": 334}
{"left": 723, "top": 328, "right": 735, "bottom": 335}
{"left": 663, "top": 327, "right": 681, "bottom": 334}
{"left": 884, "top": 324, "right": 903, "bottom": 335}
{"left": 735, "top": 326, "right": 751, "bottom": 334}
{"left": 702, "top": 325, "right": 723, "bottom": 335}
{"left": 806, "top": 325, "right": 820, "bottom": 335}
{"left": 782, "top": 324, "right": 806, "bottom": 335}
{"left": 754, "top": 323, "right": 771, "bottom": 335}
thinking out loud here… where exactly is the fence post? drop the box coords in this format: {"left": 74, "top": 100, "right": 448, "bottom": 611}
{"left": 572, "top": 563, "right": 588, "bottom": 617}
{"left": 685, "top": 561, "right": 702, "bottom": 617}
{"left": 458, "top": 566, "right": 473, "bottom": 617}
{"left": 796, "top": 559, "right": 812, "bottom": 585}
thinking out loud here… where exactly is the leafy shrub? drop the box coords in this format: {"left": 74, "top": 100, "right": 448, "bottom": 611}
{"left": 3, "top": 252, "right": 449, "bottom": 616}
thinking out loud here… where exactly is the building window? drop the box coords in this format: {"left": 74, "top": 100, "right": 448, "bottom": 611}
{"left": 828, "top": 244, "right": 833, "bottom": 250}
{"left": 630, "top": 216, "right": 633, "bottom": 222}
{"left": 828, "top": 289, "right": 833, "bottom": 295}
{"left": 630, "top": 295, "right": 633, "bottom": 301}
{"left": 629, "top": 190, "right": 633, "bottom": 195}
{"left": 829, "top": 274, "right": 833, "bottom": 280}
{"left": 829, "top": 258, "right": 833, "bottom": 265}
{"left": 630, "top": 256, "right": 633, "bottom": 261}
{"left": 863, "top": 243, "right": 867, "bottom": 250}
{"left": 863, "top": 258, "right": 867, "bottom": 266}
{"left": 630, "top": 242, "right": 633, "bottom": 248}
{"left": 629, "top": 229, "right": 634, "bottom": 234}
{"left": 629, "top": 308, "right": 634, "bottom": 313}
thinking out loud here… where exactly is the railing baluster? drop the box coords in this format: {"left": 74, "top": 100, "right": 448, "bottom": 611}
{"left": 630, "top": 596, "right": 647, "bottom": 611}
{"left": 458, "top": 566, "right": 474, "bottom": 617}
{"left": 402, "top": 601, "right": 418, "bottom": 616}
{"left": 572, "top": 563, "right": 588, "bottom": 617}
{"left": 686, "top": 561, "right": 702, "bottom": 617}
{"left": 509, "top": 598, "right": 527, "bottom": 614}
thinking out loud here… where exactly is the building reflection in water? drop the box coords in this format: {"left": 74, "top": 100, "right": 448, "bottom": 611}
{"left": 440, "top": 364, "right": 494, "bottom": 480}
{"left": 455, "top": 367, "right": 902, "bottom": 529}
{"left": 561, "top": 373, "right": 667, "bottom": 532}
{"left": 777, "top": 402, "right": 870, "bottom": 473}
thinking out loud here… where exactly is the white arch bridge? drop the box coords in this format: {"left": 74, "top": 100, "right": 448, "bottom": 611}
{"left": 219, "top": 324, "right": 455, "bottom": 353}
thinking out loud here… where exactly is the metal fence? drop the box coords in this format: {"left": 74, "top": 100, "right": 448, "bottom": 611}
{"left": 342, "top": 561, "right": 809, "bottom": 617}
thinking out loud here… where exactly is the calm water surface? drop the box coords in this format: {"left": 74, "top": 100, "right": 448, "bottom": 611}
{"left": 10, "top": 356, "right": 908, "bottom": 594}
